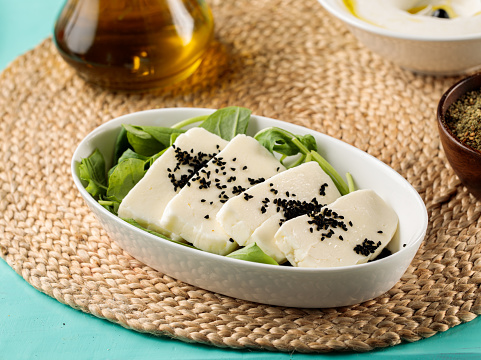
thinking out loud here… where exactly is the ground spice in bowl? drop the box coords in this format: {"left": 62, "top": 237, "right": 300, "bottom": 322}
{"left": 444, "top": 89, "right": 481, "bottom": 152}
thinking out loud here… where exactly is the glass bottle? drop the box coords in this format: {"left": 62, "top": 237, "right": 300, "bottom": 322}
{"left": 54, "top": 0, "right": 214, "bottom": 91}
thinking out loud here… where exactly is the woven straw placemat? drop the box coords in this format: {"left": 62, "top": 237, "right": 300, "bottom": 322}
{"left": 2, "top": 0, "right": 481, "bottom": 353}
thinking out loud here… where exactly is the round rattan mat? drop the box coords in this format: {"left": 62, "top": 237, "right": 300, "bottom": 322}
{"left": 2, "top": 0, "right": 481, "bottom": 353}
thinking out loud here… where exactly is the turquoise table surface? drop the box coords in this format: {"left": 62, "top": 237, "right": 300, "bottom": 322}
{"left": 2, "top": 1, "right": 481, "bottom": 359}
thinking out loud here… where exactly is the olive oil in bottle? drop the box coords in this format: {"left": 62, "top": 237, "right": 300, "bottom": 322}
{"left": 54, "top": 0, "right": 214, "bottom": 91}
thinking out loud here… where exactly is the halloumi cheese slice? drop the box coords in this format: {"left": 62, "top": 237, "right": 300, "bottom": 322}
{"left": 275, "top": 189, "right": 398, "bottom": 268}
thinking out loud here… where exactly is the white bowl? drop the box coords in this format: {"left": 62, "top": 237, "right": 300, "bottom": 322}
{"left": 71, "top": 108, "right": 428, "bottom": 308}
{"left": 319, "top": 0, "right": 481, "bottom": 75}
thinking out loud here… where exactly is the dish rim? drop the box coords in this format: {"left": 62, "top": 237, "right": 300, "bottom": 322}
{"left": 71, "top": 107, "right": 428, "bottom": 274}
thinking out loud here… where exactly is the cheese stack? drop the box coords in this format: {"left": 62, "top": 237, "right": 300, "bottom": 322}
{"left": 217, "top": 161, "right": 341, "bottom": 263}
{"left": 159, "top": 134, "right": 286, "bottom": 255}
{"left": 118, "top": 127, "right": 228, "bottom": 236}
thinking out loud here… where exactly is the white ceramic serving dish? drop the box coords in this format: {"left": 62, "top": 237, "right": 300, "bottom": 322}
{"left": 71, "top": 108, "right": 428, "bottom": 308}
{"left": 319, "top": 0, "right": 481, "bottom": 75}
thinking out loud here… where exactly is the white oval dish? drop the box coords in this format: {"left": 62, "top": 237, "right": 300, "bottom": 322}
{"left": 71, "top": 108, "right": 428, "bottom": 308}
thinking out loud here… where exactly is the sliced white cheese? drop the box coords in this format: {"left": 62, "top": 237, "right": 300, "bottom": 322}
{"left": 216, "top": 161, "right": 341, "bottom": 263}
{"left": 118, "top": 127, "right": 228, "bottom": 236}
{"left": 275, "top": 189, "right": 398, "bottom": 268}
{"left": 159, "top": 134, "right": 285, "bottom": 255}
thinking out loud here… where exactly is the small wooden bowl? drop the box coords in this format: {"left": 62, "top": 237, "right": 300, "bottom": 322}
{"left": 437, "top": 73, "right": 481, "bottom": 200}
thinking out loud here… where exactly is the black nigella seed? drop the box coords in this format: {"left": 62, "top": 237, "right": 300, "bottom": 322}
{"left": 243, "top": 166, "right": 248, "bottom": 170}
{"left": 204, "top": 215, "right": 209, "bottom": 219}
{"left": 432, "top": 8, "right": 449, "bottom": 18}
{"left": 377, "top": 230, "right": 383, "bottom": 234}
{"left": 229, "top": 238, "right": 234, "bottom": 243}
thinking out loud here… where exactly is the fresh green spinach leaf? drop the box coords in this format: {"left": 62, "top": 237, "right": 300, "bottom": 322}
{"left": 200, "top": 106, "right": 251, "bottom": 140}
{"left": 106, "top": 158, "right": 146, "bottom": 202}
{"left": 122, "top": 125, "right": 184, "bottom": 156}
{"left": 78, "top": 149, "right": 107, "bottom": 198}
{"left": 113, "top": 126, "right": 131, "bottom": 164}
{"left": 254, "top": 127, "right": 317, "bottom": 156}
{"left": 226, "top": 243, "right": 279, "bottom": 265}
{"left": 254, "top": 126, "right": 350, "bottom": 195}
{"left": 140, "top": 126, "right": 185, "bottom": 148}
{"left": 98, "top": 197, "right": 121, "bottom": 215}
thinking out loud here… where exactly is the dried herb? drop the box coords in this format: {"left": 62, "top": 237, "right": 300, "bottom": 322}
{"left": 445, "top": 89, "right": 481, "bottom": 151}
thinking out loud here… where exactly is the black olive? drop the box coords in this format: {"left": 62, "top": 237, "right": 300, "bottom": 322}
{"left": 432, "top": 8, "right": 449, "bottom": 18}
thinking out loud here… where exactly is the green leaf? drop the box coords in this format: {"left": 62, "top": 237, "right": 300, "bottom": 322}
{"left": 78, "top": 149, "right": 108, "bottom": 198}
{"left": 108, "top": 149, "right": 152, "bottom": 178}
{"left": 200, "top": 106, "right": 251, "bottom": 140}
{"left": 140, "top": 126, "right": 185, "bottom": 148}
{"left": 226, "top": 243, "right": 279, "bottom": 265}
{"left": 106, "top": 158, "right": 146, "bottom": 202}
{"left": 122, "top": 124, "right": 185, "bottom": 157}
{"left": 118, "top": 148, "right": 150, "bottom": 163}
{"left": 254, "top": 126, "right": 351, "bottom": 196}
{"left": 170, "top": 115, "right": 209, "bottom": 129}
{"left": 98, "top": 197, "right": 120, "bottom": 215}
{"left": 123, "top": 124, "right": 163, "bottom": 156}
{"left": 122, "top": 218, "right": 197, "bottom": 249}
{"left": 346, "top": 172, "right": 356, "bottom": 193}
{"left": 113, "top": 126, "right": 131, "bottom": 164}
{"left": 254, "top": 127, "right": 317, "bottom": 156}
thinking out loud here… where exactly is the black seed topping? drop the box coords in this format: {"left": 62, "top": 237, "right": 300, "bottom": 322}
{"left": 204, "top": 215, "right": 210, "bottom": 219}
{"left": 232, "top": 185, "right": 247, "bottom": 195}
{"left": 229, "top": 238, "right": 234, "bottom": 243}
{"left": 319, "top": 183, "right": 328, "bottom": 196}
{"left": 243, "top": 166, "right": 248, "bottom": 170}
{"left": 167, "top": 145, "right": 219, "bottom": 191}
{"left": 244, "top": 193, "right": 254, "bottom": 201}
{"left": 232, "top": 158, "right": 236, "bottom": 161}
{"left": 201, "top": 199, "right": 206, "bottom": 202}
{"left": 377, "top": 230, "right": 383, "bottom": 234}
{"left": 353, "top": 239, "right": 382, "bottom": 256}
{"left": 432, "top": 8, "right": 449, "bottom": 18}
{"left": 307, "top": 206, "right": 348, "bottom": 239}
{"left": 248, "top": 177, "right": 265, "bottom": 186}
{"left": 349, "top": 221, "right": 353, "bottom": 227}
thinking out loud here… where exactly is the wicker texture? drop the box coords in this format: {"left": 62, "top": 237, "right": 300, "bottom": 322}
{"left": 1, "top": 0, "right": 481, "bottom": 353}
